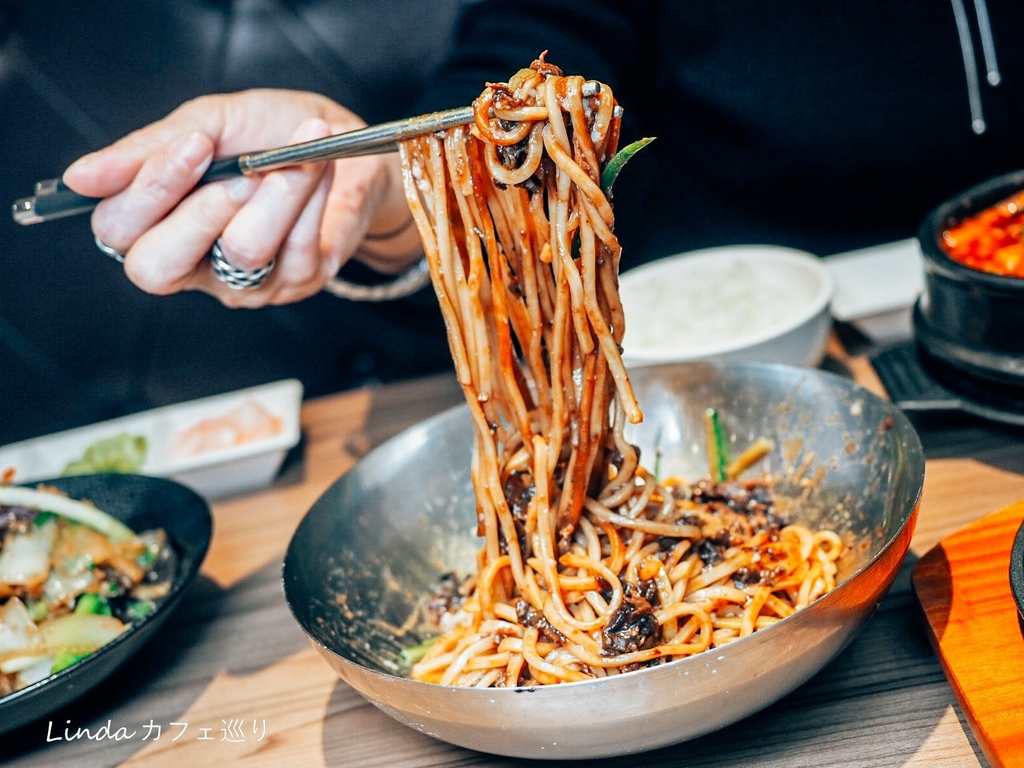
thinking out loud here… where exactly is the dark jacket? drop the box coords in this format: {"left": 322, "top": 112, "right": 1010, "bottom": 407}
{"left": 422, "top": 0, "right": 1024, "bottom": 263}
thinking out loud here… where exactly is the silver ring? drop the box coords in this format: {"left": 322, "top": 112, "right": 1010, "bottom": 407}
{"left": 210, "top": 238, "right": 275, "bottom": 290}
{"left": 94, "top": 235, "right": 125, "bottom": 263}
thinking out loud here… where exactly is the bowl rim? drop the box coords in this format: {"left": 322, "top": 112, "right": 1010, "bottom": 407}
{"left": 619, "top": 245, "right": 835, "bottom": 361}
{"left": 917, "top": 168, "right": 1024, "bottom": 292}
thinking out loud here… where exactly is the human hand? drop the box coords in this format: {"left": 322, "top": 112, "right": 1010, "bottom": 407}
{"left": 62, "top": 89, "right": 422, "bottom": 306}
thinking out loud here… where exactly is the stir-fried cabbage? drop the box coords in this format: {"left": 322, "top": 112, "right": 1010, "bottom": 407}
{"left": 0, "top": 485, "right": 174, "bottom": 695}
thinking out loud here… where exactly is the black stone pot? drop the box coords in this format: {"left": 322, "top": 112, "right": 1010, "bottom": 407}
{"left": 914, "top": 169, "right": 1024, "bottom": 410}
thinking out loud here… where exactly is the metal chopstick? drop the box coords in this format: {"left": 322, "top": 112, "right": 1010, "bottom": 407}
{"left": 11, "top": 105, "right": 474, "bottom": 225}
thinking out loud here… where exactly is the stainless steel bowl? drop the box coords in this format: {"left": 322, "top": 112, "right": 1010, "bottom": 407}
{"left": 283, "top": 362, "right": 925, "bottom": 760}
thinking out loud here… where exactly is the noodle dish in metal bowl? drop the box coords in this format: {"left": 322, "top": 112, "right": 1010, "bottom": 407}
{"left": 284, "top": 361, "right": 924, "bottom": 758}
{"left": 285, "top": 58, "right": 924, "bottom": 758}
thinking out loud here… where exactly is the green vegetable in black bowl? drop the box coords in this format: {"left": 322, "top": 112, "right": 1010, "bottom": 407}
{"left": 0, "top": 474, "right": 211, "bottom": 735}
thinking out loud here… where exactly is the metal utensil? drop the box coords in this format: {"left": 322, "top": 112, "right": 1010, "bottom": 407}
{"left": 283, "top": 360, "right": 925, "bottom": 760}
{"left": 11, "top": 106, "right": 474, "bottom": 225}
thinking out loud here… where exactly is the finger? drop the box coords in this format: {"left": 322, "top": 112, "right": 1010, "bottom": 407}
{"left": 263, "top": 169, "right": 336, "bottom": 305}
{"left": 122, "top": 174, "right": 259, "bottom": 295}
{"left": 91, "top": 131, "right": 215, "bottom": 253}
{"left": 219, "top": 118, "right": 333, "bottom": 273}
{"left": 187, "top": 172, "right": 333, "bottom": 310}
{"left": 63, "top": 99, "right": 227, "bottom": 197}
{"left": 64, "top": 91, "right": 364, "bottom": 199}
{"left": 319, "top": 153, "right": 393, "bottom": 268}
{"left": 208, "top": 120, "right": 335, "bottom": 307}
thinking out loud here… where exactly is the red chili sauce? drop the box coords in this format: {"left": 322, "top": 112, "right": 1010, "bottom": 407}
{"left": 942, "top": 190, "right": 1024, "bottom": 278}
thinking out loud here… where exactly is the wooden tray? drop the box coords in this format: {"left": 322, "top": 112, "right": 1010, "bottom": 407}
{"left": 912, "top": 501, "right": 1024, "bottom": 768}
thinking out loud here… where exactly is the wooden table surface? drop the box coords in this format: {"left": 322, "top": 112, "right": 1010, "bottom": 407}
{"left": 5, "top": 338, "right": 1024, "bottom": 768}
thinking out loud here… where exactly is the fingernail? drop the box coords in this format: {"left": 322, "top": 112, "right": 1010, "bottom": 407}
{"left": 227, "top": 175, "right": 258, "bottom": 202}
{"left": 171, "top": 131, "right": 214, "bottom": 170}
{"left": 291, "top": 118, "right": 330, "bottom": 144}
{"left": 64, "top": 151, "right": 99, "bottom": 178}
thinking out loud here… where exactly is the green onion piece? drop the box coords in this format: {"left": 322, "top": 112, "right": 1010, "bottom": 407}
{"left": 703, "top": 408, "right": 731, "bottom": 483}
{"left": 137, "top": 539, "right": 161, "bottom": 568}
{"left": 74, "top": 593, "right": 113, "bottom": 616}
{"left": 601, "top": 137, "right": 656, "bottom": 195}
{"left": 101, "top": 581, "right": 125, "bottom": 599}
{"left": 400, "top": 637, "right": 438, "bottom": 667}
{"left": 51, "top": 650, "right": 90, "bottom": 674}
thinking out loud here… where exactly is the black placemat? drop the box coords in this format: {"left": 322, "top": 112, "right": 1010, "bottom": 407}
{"left": 870, "top": 342, "right": 1024, "bottom": 427}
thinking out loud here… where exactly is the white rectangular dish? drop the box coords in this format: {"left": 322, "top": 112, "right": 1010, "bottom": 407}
{"left": 0, "top": 379, "right": 303, "bottom": 499}
{"left": 824, "top": 238, "right": 924, "bottom": 342}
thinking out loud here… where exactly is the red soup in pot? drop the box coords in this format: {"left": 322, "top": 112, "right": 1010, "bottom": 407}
{"left": 942, "top": 189, "right": 1024, "bottom": 277}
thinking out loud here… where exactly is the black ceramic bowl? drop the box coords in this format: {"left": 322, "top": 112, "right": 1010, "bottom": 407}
{"left": 915, "top": 169, "right": 1024, "bottom": 409}
{"left": 0, "top": 474, "right": 212, "bottom": 736}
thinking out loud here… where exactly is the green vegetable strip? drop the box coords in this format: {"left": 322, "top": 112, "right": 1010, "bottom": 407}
{"left": 51, "top": 651, "right": 90, "bottom": 674}
{"left": 600, "top": 137, "right": 656, "bottom": 195}
{"left": 703, "top": 408, "right": 730, "bottom": 483}
{"left": 400, "top": 637, "right": 438, "bottom": 667}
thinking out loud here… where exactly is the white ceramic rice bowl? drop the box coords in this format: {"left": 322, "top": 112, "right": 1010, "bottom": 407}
{"left": 620, "top": 246, "right": 834, "bottom": 368}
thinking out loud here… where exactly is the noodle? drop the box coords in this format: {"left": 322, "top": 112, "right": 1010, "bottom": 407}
{"left": 398, "top": 56, "right": 843, "bottom": 687}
